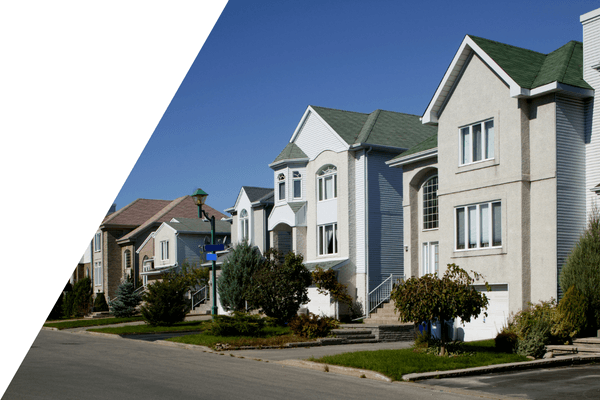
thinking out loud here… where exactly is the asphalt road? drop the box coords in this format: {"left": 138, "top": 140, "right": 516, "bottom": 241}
{"left": 3, "top": 330, "right": 503, "bottom": 400}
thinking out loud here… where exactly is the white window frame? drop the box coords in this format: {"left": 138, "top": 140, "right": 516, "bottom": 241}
{"left": 455, "top": 201, "right": 502, "bottom": 251}
{"left": 459, "top": 119, "right": 494, "bottom": 166}
{"left": 422, "top": 242, "right": 439, "bottom": 276}
{"left": 318, "top": 223, "right": 338, "bottom": 256}
{"left": 422, "top": 175, "right": 438, "bottom": 230}
{"left": 123, "top": 249, "right": 131, "bottom": 270}
{"left": 94, "top": 261, "right": 102, "bottom": 286}
{"left": 317, "top": 165, "right": 337, "bottom": 201}
{"left": 292, "top": 171, "right": 302, "bottom": 199}
{"left": 160, "top": 240, "right": 169, "bottom": 260}
{"left": 278, "top": 173, "right": 286, "bottom": 201}
{"left": 94, "top": 232, "right": 102, "bottom": 252}
{"left": 240, "top": 209, "right": 249, "bottom": 242}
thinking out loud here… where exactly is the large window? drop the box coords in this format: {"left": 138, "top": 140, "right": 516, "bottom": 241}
{"left": 160, "top": 240, "right": 169, "bottom": 260}
{"left": 422, "top": 242, "right": 439, "bottom": 276}
{"left": 455, "top": 201, "right": 501, "bottom": 250}
{"left": 318, "top": 223, "right": 338, "bottom": 255}
{"left": 240, "top": 209, "right": 249, "bottom": 241}
{"left": 278, "top": 173, "right": 286, "bottom": 201}
{"left": 318, "top": 165, "right": 337, "bottom": 201}
{"left": 423, "top": 176, "right": 438, "bottom": 230}
{"left": 94, "top": 261, "right": 102, "bottom": 286}
{"left": 94, "top": 232, "right": 102, "bottom": 252}
{"left": 460, "top": 119, "right": 494, "bottom": 165}
{"left": 293, "top": 171, "right": 302, "bottom": 199}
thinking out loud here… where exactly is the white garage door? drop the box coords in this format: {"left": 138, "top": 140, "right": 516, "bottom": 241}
{"left": 457, "top": 284, "right": 508, "bottom": 342}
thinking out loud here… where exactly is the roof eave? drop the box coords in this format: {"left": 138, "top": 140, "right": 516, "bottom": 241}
{"left": 387, "top": 148, "right": 438, "bottom": 168}
{"left": 523, "top": 82, "right": 594, "bottom": 98}
{"left": 268, "top": 158, "right": 310, "bottom": 169}
{"left": 350, "top": 143, "right": 408, "bottom": 153}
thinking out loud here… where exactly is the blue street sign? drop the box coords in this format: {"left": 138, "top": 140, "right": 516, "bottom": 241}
{"left": 206, "top": 253, "right": 218, "bottom": 261}
{"left": 205, "top": 244, "right": 225, "bottom": 252}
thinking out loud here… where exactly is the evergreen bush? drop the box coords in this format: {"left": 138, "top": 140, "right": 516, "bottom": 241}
{"left": 559, "top": 208, "right": 600, "bottom": 331}
{"left": 109, "top": 280, "right": 142, "bottom": 318}
{"left": 209, "top": 313, "right": 266, "bottom": 337}
{"left": 48, "top": 292, "right": 64, "bottom": 320}
{"left": 508, "top": 300, "right": 556, "bottom": 358}
{"left": 288, "top": 313, "right": 339, "bottom": 338}
{"left": 495, "top": 330, "right": 518, "bottom": 353}
{"left": 93, "top": 292, "right": 109, "bottom": 312}
{"left": 62, "top": 277, "right": 92, "bottom": 318}
{"left": 217, "top": 242, "right": 263, "bottom": 312}
{"left": 552, "top": 285, "right": 588, "bottom": 342}
{"left": 141, "top": 271, "right": 189, "bottom": 326}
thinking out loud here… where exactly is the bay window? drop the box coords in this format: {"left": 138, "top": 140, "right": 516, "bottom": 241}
{"left": 278, "top": 173, "right": 286, "bottom": 201}
{"left": 460, "top": 119, "right": 494, "bottom": 165}
{"left": 455, "top": 201, "right": 501, "bottom": 250}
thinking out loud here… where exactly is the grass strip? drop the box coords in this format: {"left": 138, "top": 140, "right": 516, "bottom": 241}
{"left": 309, "top": 340, "right": 528, "bottom": 381}
{"left": 88, "top": 320, "right": 208, "bottom": 335}
{"left": 44, "top": 316, "right": 144, "bottom": 330}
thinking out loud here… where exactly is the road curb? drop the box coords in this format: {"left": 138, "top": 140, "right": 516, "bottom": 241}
{"left": 402, "top": 354, "right": 600, "bottom": 381}
{"left": 274, "top": 359, "right": 392, "bottom": 382}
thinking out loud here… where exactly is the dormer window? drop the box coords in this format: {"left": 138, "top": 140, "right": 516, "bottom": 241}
{"left": 318, "top": 165, "right": 337, "bottom": 201}
{"left": 278, "top": 173, "right": 286, "bottom": 201}
{"left": 293, "top": 171, "right": 302, "bottom": 199}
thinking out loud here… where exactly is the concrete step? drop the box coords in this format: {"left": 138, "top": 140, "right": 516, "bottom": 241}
{"left": 573, "top": 337, "right": 600, "bottom": 346}
{"left": 331, "top": 329, "right": 373, "bottom": 336}
{"left": 85, "top": 311, "right": 111, "bottom": 319}
{"left": 344, "top": 338, "right": 380, "bottom": 344}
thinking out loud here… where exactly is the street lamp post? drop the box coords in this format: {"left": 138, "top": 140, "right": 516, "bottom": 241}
{"left": 191, "top": 188, "right": 218, "bottom": 317}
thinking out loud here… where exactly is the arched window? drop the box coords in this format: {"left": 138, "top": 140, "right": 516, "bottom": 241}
{"left": 317, "top": 164, "right": 337, "bottom": 201}
{"left": 123, "top": 249, "right": 131, "bottom": 270}
{"left": 278, "top": 173, "right": 286, "bottom": 201}
{"left": 423, "top": 176, "right": 438, "bottom": 230}
{"left": 240, "top": 209, "right": 249, "bottom": 241}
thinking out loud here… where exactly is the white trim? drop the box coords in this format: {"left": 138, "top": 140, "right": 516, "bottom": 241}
{"left": 136, "top": 231, "right": 156, "bottom": 254}
{"left": 581, "top": 8, "right": 600, "bottom": 24}
{"left": 387, "top": 148, "right": 437, "bottom": 167}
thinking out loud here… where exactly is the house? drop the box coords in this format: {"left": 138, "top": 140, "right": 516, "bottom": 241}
{"left": 91, "top": 196, "right": 225, "bottom": 299}
{"left": 388, "top": 11, "right": 600, "bottom": 340}
{"left": 139, "top": 217, "right": 231, "bottom": 286}
{"left": 267, "top": 105, "right": 436, "bottom": 318}
{"left": 225, "top": 186, "right": 274, "bottom": 254}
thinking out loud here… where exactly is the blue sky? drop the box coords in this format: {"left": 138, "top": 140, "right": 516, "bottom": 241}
{"left": 113, "top": 0, "right": 600, "bottom": 215}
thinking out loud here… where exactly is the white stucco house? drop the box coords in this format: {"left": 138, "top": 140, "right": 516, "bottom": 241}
{"left": 387, "top": 8, "right": 600, "bottom": 341}
{"left": 267, "top": 105, "right": 437, "bottom": 318}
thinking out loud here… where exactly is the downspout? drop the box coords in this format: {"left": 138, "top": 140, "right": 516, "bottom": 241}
{"left": 365, "top": 147, "right": 372, "bottom": 317}
{"left": 175, "top": 232, "right": 179, "bottom": 272}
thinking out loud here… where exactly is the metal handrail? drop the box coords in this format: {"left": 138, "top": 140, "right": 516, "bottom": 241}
{"left": 368, "top": 274, "right": 404, "bottom": 314}
{"left": 191, "top": 285, "right": 208, "bottom": 310}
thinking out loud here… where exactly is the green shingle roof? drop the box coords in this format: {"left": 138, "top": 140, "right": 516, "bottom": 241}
{"left": 470, "top": 36, "right": 592, "bottom": 90}
{"left": 272, "top": 142, "right": 308, "bottom": 164}
{"left": 392, "top": 133, "right": 437, "bottom": 160}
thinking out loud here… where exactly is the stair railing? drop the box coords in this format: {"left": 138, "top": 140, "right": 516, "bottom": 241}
{"left": 368, "top": 274, "right": 404, "bottom": 316}
{"left": 191, "top": 285, "right": 208, "bottom": 310}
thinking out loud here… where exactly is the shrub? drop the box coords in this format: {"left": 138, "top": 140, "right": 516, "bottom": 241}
{"left": 48, "top": 292, "right": 64, "bottom": 320}
{"left": 209, "top": 313, "right": 266, "bottom": 337}
{"left": 109, "top": 280, "right": 142, "bottom": 318}
{"left": 62, "top": 277, "right": 93, "bottom": 318}
{"left": 559, "top": 208, "right": 600, "bottom": 331}
{"left": 217, "top": 242, "right": 263, "bottom": 312}
{"left": 552, "top": 286, "right": 588, "bottom": 342}
{"left": 141, "top": 272, "right": 190, "bottom": 326}
{"left": 289, "top": 313, "right": 339, "bottom": 338}
{"left": 311, "top": 267, "right": 353, "bottom": 306}
{"left": 414, "top": 330, "right": 432, "bottom": 348}
{"left": 516, "top": 321, "right": 551, "bottom": 359}
{"left": 508, "top": 300, "right": 556, "bottom": 358}
{"left": 93, "top": 292, "right": 109, "bottom": 312}
{"left": 495, "top": 330, "right": 518, "bottom": 353}
{"left": 247, "top": 249, "right": 312, "bottom": 325}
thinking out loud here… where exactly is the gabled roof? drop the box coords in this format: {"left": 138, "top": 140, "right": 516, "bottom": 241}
{"left": 163, "top": 217, "right": 231, "bottom": 235}
{"left": 116, "top": 196, "right": 225, "bottom": 243}
{"left": 387, "top": 134, "right": 437, "bottom": 167}
{"left": 393, "top": 134, "right": 437, "bottom": 160}
{"left": 243, "top": 186, "right": 274, "bottom": 204}
{"left": 423, "top": 35, "right": 593, "bottom": 124}
{"left": 101, "top": 199, "right": 172, "bottom": 228}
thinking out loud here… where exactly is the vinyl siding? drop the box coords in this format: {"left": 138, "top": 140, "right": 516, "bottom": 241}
{"left": 295, "top": 111, "right": 348, "bottom": 160}
{"left": 556, "top": 94, "right": 587, "bottom": 297}
{"left": 367, "top": 151, "right": 404, "bottom": 291}
{"left": 177, "top": 234, "right": 204, "bottom": 266}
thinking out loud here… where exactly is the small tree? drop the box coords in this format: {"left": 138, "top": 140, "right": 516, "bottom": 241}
{"left": 62, "top": 277, "right": 93, "bottom": 318}
{"left": 109, "top": 279, "right": 142, "bottom": 317}
{"left": 311, "top": 266, "right": 353, "bottom": 306}
{"left": 390, "top": 263, "right": 489, "bottom": 356}
{"left": 559, "top": 207, "right": 600, "bottom": 331}
{"left": 247, "top": 249, "right": 312, "bottom": 325}
{"left": 217, "top": 242, "right": 263, "bottom": 312}
{"left": 141, "top": 270, "right": 190, "bottom": 326}
{"left": 93, "top": 292, "right": 109, "bottom": 312}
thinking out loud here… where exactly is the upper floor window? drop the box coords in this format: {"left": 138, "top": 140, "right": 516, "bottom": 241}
{"left": 94, "top": 261, "right": 102, "bottom": 286}
{"left": 94, "top": 232, "right": 102, "bottom": 252}
{"left": 240, "top": 209, "right": 249, "bottom": 241}
{"left": 160, "top": 240, "right": 169, "bottom": 260}
{"left": 318, "top": 165, "right": 337, "bottom": 201}
{"left": 455, "top": 201, "right": 501, "bottom": 250}
{"left": 123, "top": 249, "right": 131, "bottom": 270}
{"left": 460, "top": 119, "right": 494, "bottom": 165}
{"left": 423, "top": 176, "right": 438, "bottom": 230}
{"left": 293, "top": 171, "right": 302, "bottom": 199}
{"left": 278, "top": 173, "right": 286, "bottom": 201}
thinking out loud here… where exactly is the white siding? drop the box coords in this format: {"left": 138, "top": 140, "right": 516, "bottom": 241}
{"left": 294, "top": 111, "right": 348, "bottom": 160}
{"left": 583, "top": 15, "right": 600, "bottom": 216}
{"left": 556, "top": 94, "right": 587, "bottom": 297}
{"left": 367, "top": 151, "right": 404, "bottom": 291}
{"left": 355, "top": 151, "right": 366, "bottom": 274}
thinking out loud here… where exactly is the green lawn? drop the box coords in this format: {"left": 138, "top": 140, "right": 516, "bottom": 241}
{"left": 44, "top": 316, "right": 144, "bottom": 330}
{"left": 167, "top": 326, "right": 314, "bottom": 349}
{"left": 309, "top": 340, "right": 528, "bottom": 381}
{"left": 88, "top": 320, "right": 208, "bottom": 335}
